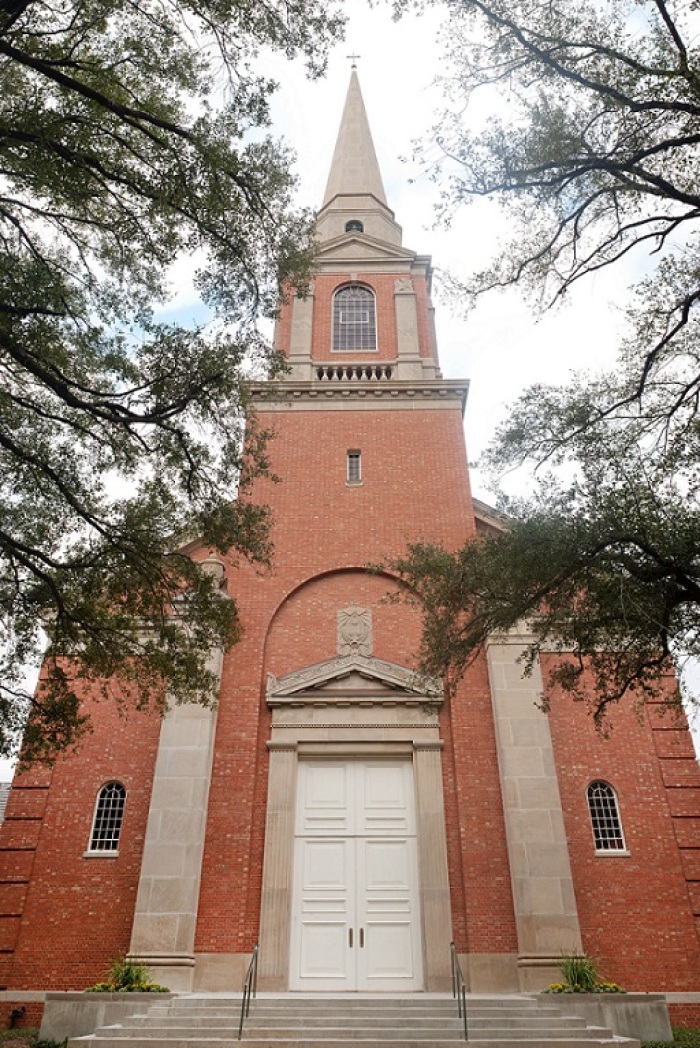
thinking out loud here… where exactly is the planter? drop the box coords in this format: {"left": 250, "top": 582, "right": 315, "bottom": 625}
{"left": 538, "top": 992, "right": 673, "bottom": 1042}
{"left": 39, "top": 991, "right": 175, "bottom": 1042}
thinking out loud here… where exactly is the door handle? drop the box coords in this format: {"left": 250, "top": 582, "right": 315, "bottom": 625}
{"left": 349, "top": 927, "right": 353, "bottom": 948}
{"left": 359, "top": 927, "right": 364, "bottom": 948}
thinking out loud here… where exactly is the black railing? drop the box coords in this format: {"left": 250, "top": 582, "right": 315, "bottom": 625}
{"left": 237, "top": 943, "right": 259, "bottom": 1041}
{"left": 450, "top": 941, "right": 468, "bottom": 1040}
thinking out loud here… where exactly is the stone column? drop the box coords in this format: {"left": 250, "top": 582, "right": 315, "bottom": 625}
{"left": 486, "top": 629, "right": 582, "bottom": 990}
{"left": 287, "top": 287, "right": 315, "bottom": 380}
{"left": 257, "top": 744, "right": 298, "bottom": 991}
{"left": 414, "top": 742, "right": 453, "bottom": 991}
{"left": 129, "top": 559, "right": 226, "bottom": 991}
{"left": 394, "top": 279, "right": 426, "bottom": 380}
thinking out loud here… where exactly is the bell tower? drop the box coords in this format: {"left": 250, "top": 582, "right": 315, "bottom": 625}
{"left": 267, "top": 69, "right": 454, "bottom": 391}
{"left": 247, "top": 71, "right": 474, "bottom": 993}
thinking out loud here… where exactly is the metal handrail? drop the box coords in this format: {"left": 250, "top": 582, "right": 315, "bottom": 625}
{"left": 450, "top": 941, "right": 468, "bottom": 1041}
{"left": 237, "top": 943, "right": 259, "bottom": 1041}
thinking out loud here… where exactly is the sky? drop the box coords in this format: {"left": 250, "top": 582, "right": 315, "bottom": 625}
{"left": 261, "top": 2, "right": 700, "bottom": 741}
{"left": 258, "top": 3, "right": 635, "bottom": 504}
{"left": 162, "top": 3, "right": 636, "bottom": 513}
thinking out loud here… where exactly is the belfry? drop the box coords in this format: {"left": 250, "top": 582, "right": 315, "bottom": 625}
{"left": 1, "top": 71, "right": 700, "bottom": 1006}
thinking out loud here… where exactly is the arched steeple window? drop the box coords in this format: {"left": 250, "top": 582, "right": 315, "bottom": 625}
{"left": 332, "top": 284, "right": 376, "bottom": 352}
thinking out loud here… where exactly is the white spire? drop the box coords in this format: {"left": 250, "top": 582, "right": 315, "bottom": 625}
{"left": 322, "top": 69, "right": 387, "bottom": 209}
{"left": 316, "top": 70, "right": 402, "bottom": 247}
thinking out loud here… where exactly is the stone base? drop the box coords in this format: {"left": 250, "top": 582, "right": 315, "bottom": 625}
{"left": 517, "top": 954, "right": 565, "bottom": 991}
{"left": 536, "top": 992, "right": 672, "bottom": 1042}
{"left": 463, "top": 953, "right": 520, "bottom": 992}
{"left": 127, "top": 953, "right": 195, "bottom": 993}
{"left": 193, "top": 953, "right": 252, "bottom": 991}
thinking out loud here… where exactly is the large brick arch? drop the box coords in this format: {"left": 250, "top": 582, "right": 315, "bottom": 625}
{"left": 261, "top": 567, "right": 424, "bottom": 679}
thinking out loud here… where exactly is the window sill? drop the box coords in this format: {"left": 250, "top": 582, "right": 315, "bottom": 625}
{"left": 83, "top": 850, "right": 120, "bottom": 858}
{"left": 594, "top": 849, "right": 630, "bottom": 857}
{"left": 346, "top": 481, "right": 363, "bottom": 487}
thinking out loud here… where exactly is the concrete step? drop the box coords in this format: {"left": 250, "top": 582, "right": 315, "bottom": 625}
{"left": 127, "top": 1010, "right": 574, "bottom": 1027}
{"left": 161, "top": 1005, "right": 564, "bottom": 1019}
{"left": 67, "top": 994, "right": 639, "bottom": 1048}
{"left": 122, "top": 1016, "right": 589, "bottom": 1031}
{"left": 72, "top": 1039, "right": 630, "bottom": 1048}
{"left": 92, "top": 1027, "right": 605, "bottom": 1041}
{"left": 163, "top": 998, "right": 549, "bottom": 1010}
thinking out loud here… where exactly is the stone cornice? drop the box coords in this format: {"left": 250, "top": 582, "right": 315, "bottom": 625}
{"left": 250, "top": 379, "right": 469, "bottom": 413}
{"left": 267, "top": 653, "right": 443, "bottom": 704}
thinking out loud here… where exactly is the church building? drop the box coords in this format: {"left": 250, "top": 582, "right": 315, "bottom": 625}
{"left": 0, "top": 71, "right": 699, "bottom": 1001}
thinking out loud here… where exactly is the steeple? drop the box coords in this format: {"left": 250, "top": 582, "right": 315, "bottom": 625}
{"left": 315, "top": 70, "right": 403, "bottom": 247}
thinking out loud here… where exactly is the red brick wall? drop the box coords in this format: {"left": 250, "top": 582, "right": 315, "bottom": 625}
{"left": 0, "top": 1001, "right": 43, "bottom": 1029}
{"left": 194, "top": 401, "right": 486, "bottom": 954}
{"left": 441, "top": 657, "right": 519, "bottom": 956}
{"left": 668, "top": 1004, "right": 700, "bottom": 1027}
{"left": 0, "top": 689, "right": 162, "bottom": 990}
{"left": 544, "top": 657, "right": 700, "bottom": 991}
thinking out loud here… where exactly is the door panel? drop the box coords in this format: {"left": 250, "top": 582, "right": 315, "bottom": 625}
{"left": 291, "top": 759, "right": 422, "bottom": 991}
{"left": 293, "top": 837, "right": 354, "bottom": 986}
{"left": 297, "top": 761, "right": 352, "bottom": 835}
{"left": 359, "top": 761, "right": 415, "bottom": 835}
{"left": 358, "top": 836, "right": 421, "bottom": 989}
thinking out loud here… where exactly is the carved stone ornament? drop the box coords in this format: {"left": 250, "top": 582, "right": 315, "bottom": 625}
{"left": 337, "top": 604, "right": 372, "bottom": 657}
{"left": 394, "top": 277, "right": 414, "bottom": 293}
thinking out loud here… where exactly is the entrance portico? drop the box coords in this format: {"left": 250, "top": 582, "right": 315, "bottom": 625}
{"left": 257, "top": 643, "right": 453, "bottom": 992}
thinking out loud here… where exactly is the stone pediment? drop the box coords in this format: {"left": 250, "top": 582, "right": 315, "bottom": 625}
{"left": 266, "top": 654, "right": 442, "bottom": 705}
{"left": 317, "top": 234, "right": 415, "bottom": 263}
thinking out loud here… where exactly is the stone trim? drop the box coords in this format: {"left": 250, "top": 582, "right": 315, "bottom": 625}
{"left": 269, "top": 725, "right": 438, "bottom": 734}
{"left": 127, "top": 644, "right": 223, "bottom": 992}
{"left": 486, "top": 635, "right": 583, "bottom": 991}
{"left": 267, "top": 653, "right": 442, "bottom": 701}
{"left": 250, "top": 379, "right": 468, "bottom": 414}
{"left": 258, "top": 654, "right": 452, "bottom": 993}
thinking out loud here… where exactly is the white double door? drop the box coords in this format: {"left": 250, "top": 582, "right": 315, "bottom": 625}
{"left": 290, "top": 759, "right": 423, "bottom": 991}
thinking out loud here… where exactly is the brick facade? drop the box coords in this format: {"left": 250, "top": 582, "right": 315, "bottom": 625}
{"left": 0, "top": 70, "right": 698, "bottom": 998}
{"left": 545, "top": 659, "right": 700, "bottom": 991}
{"left": 0, "top": 690, "right": 161, "bottom": 989}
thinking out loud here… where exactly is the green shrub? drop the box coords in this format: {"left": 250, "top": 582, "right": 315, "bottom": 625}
{"left": 634, "top": 1027, "right": 700, "bottom": 1047}
{"left": 84, "top": 957, "right": 169, "bottom": 993}
{"left": 542, "top": 952, "right": 625, "bottom": 994}
{"left": 561, "top": 953, "right": 600, "bottom": 992}
{"left": 671, "top": 1030, "right": 700, "bottom": 1048}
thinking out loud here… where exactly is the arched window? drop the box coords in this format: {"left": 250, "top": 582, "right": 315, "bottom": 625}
{"left": 345, "top": 219, "right": 364, "bottom": 233}
{"left": 332, "top": 284, "right": 376, "bottom": 352}
{"left": 89, "top": 781, "right": 126, "bottom": 852}
{"left": 587, "top": 781, "right": 626, "bottom": 851}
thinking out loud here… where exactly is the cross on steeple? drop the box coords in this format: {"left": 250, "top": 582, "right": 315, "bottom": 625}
{"left": 346, "top": 53, "right": 361, "bottom": 68}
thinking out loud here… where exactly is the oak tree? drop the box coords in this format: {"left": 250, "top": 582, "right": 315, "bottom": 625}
{"left": 391, "top": 0, "right": 700, "bottom": 714}
{"left": 0, "top": 0, "right": 344, "bottom": 761}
